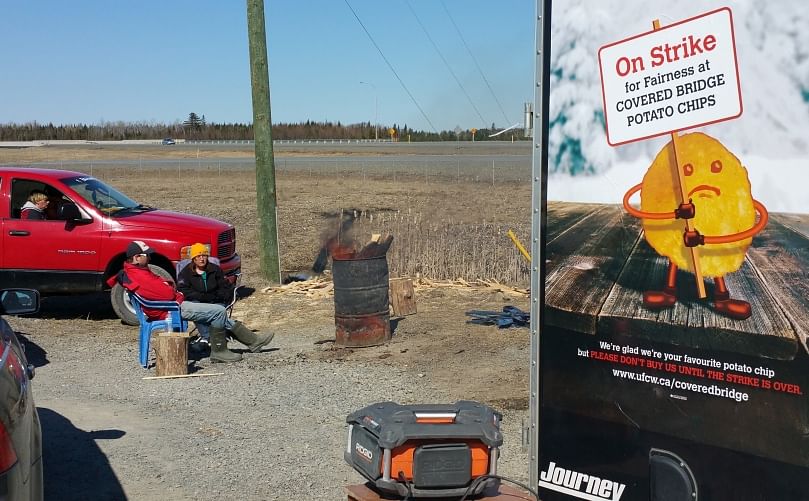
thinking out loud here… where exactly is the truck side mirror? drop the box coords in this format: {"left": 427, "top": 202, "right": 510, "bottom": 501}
{"left": 0, "top": 289, "right": 40, "bottom": 315}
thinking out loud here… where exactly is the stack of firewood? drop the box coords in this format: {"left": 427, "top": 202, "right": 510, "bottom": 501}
{"left": 262, "top": 276, "right": 334, "bottom": 298}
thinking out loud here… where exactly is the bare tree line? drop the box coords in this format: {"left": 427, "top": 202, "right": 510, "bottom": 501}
{"left": 0, "top": 118, "right": 526, "bottom": 142}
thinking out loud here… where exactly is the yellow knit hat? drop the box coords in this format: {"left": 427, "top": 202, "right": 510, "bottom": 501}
{"left": 190, "top": 243, "right": 210, "bottom": 259}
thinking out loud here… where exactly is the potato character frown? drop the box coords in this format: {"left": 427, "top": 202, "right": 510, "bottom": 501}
{"left": 623, "top": 132, "right": 768, "bottom": 320}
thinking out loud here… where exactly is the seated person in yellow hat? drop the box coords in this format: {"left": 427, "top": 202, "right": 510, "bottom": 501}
{"left": 177, "top": 243, "right": 235, "bottom": 307}
{"left": 175, "top": 242, "right": 270, "bottom": 362}
{"left": 177, "top": 243, "right": 272, "bottom": 362}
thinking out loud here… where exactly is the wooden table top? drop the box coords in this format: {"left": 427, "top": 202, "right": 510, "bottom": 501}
{"left": 544, "top": 202, "right": 809, "bottom": 360}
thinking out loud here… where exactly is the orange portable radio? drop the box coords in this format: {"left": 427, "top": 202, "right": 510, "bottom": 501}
{"left": 345, "top": 401, "right": 503, "bottom": 498}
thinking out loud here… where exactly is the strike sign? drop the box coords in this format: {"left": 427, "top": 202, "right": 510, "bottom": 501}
{"left": 598, "top": 7, "right": 742, "bottom": 146}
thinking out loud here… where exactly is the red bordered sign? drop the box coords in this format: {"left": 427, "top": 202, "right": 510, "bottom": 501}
{"left": 598, "top": 7, "right": 742, "bottom": 146}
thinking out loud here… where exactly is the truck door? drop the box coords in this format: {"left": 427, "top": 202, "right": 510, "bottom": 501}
{"left": 0, "top": 174, "right": 6, "bottom": 270}
{"left": 2, "top": 178, "right": 102, "bottom": 292}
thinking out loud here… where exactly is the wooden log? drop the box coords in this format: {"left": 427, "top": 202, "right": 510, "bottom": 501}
{"left": 389, "top": 278, "right": 417, "bottom": 316}
{"left": 356, "top": 242, "right": 380, "bottom": 259}
{"left": 357, "top": 234, "right": 390, "bottom": 258}
{"left": 377, "top": 235, "right": 394, "bottom": 254}
{"left": 154, "top": 332, "right": 190, "bottom": 377}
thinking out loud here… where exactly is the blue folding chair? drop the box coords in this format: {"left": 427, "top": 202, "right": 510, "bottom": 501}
{"left": 128, "top": 291, "right": 188, "bottom": 368}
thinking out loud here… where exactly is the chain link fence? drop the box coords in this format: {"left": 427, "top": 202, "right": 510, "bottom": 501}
{"left": 15, "top": 154, "right": 531, "bottom": 185}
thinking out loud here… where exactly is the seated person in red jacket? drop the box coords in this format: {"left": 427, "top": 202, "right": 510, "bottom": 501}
{"left": 108, "top": 240, "right": 273, "bottom": 363}
{"left": 20, "top": 191, "right": 49, "bottom": 220}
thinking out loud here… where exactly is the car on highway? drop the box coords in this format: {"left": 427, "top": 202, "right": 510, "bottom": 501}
{"left": 0, "top": 288, "right": 43, "bottom": 500}
{"left": 161, "top": 138, "right": 176, "bottom": 145}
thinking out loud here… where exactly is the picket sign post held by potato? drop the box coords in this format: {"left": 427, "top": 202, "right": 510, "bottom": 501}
{"left": 653, "top": 19, "right": 706, "bottom": 299}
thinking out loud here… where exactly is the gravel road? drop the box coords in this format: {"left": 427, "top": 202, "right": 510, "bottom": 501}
{"left": 2, "top": 141, "right": 533, "bottom": 499}
{"left": 13, "top": 286, "right": 531, "bottom": 500}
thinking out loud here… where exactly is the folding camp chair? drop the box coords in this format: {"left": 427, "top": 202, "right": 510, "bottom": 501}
{"left": 128, "top": 291, "right": 188, "bottom": 368}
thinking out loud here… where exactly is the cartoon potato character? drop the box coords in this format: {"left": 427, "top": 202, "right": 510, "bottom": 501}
{"left": 623, "top": 132, "right": 768, "bottom": 320}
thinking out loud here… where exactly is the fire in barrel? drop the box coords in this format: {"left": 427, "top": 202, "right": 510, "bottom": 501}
{"left": 330, "top": 234, "right": 394, "bottom": 347}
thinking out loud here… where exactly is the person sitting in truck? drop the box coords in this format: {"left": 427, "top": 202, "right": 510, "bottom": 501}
{"left": 20, "top": 191, "right": 49, "bottom": 220}
{"left": 108, "top": 240, "right": 274, "bottom": 363}
{"left": 43, "top": 188, "right": 68, "bottom": 220}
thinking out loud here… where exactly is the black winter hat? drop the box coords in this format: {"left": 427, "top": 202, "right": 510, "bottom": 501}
{"left": 126, "top": 240, "right": 155, "bottom": 258}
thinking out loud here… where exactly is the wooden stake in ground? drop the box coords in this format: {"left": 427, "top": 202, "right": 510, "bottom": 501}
{"left": 390, "top": 278, "right": 417, "bottom": 316}
{"left": 154, "top": 331, "right": 190, "bottom": 377}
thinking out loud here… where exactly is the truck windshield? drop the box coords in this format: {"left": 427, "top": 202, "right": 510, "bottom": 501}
{"left": 61, "top": 175, "right": 146, "bottom": 215}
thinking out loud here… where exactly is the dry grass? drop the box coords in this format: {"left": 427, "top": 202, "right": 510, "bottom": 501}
{"left": 345, "top": 210, "right": 531, "bottom": 284}
{"left": 3, "top": 155, "right": 533, "bottom": 288}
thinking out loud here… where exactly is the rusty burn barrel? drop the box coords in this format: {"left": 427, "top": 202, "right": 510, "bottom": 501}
{"left": 332, "top": 255, "right": 391, "bottom": 347}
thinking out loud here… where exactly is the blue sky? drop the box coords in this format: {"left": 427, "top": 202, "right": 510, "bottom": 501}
{"left": 0, "top": 1, "right": 534, "bottom": 132}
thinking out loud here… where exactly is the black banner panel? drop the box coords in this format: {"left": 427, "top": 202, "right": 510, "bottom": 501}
{"left": 537, "top": 2, "right": 809, "bottom": 500}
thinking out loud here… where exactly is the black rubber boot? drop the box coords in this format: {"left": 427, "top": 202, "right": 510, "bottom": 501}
{"left": 230, "top": 321, "right": 274, "bottom": 353}
{"left": 209, "top": 326, "right": 243, "bottom": 363}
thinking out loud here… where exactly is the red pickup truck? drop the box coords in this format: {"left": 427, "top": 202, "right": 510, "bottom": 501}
{"left": 0, "top": 168, "right": 241, "bottom": 325}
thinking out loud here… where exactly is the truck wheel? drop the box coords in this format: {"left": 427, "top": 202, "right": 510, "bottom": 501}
{"left": 110, "top": 265, "right": 174, "bottom": 325}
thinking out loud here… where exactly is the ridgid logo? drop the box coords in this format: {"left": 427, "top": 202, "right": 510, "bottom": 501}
{"left": 354, "top": 443, "right": 373, "bottom": 462}
{"left": 539, "top": 462, "right": 626, "bottom": 501}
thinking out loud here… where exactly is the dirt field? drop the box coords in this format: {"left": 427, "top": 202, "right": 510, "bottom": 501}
{"left": 0, "top": 143, "right": 534, "bottom": 499}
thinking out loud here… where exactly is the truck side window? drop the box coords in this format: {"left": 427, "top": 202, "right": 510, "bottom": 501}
{"left": 11, "top": 179, "right": 69, "bottom": 220}
{"left": 43, "top": 186, "right": 70, "bottom": 220}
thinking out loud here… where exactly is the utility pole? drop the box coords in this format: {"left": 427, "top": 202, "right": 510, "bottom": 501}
{"left": 246, "top": 0, "right": 281, "bottom": 283}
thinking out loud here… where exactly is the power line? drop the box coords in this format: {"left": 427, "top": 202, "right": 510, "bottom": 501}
{"left": 441, "top": 0, "right": 511, "bottom": 126}
{"left": 343, "top": 0, "right": 439, "bottom": 133}
{"left": 405, "top": 0, "right": 489, "bottom": 127}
